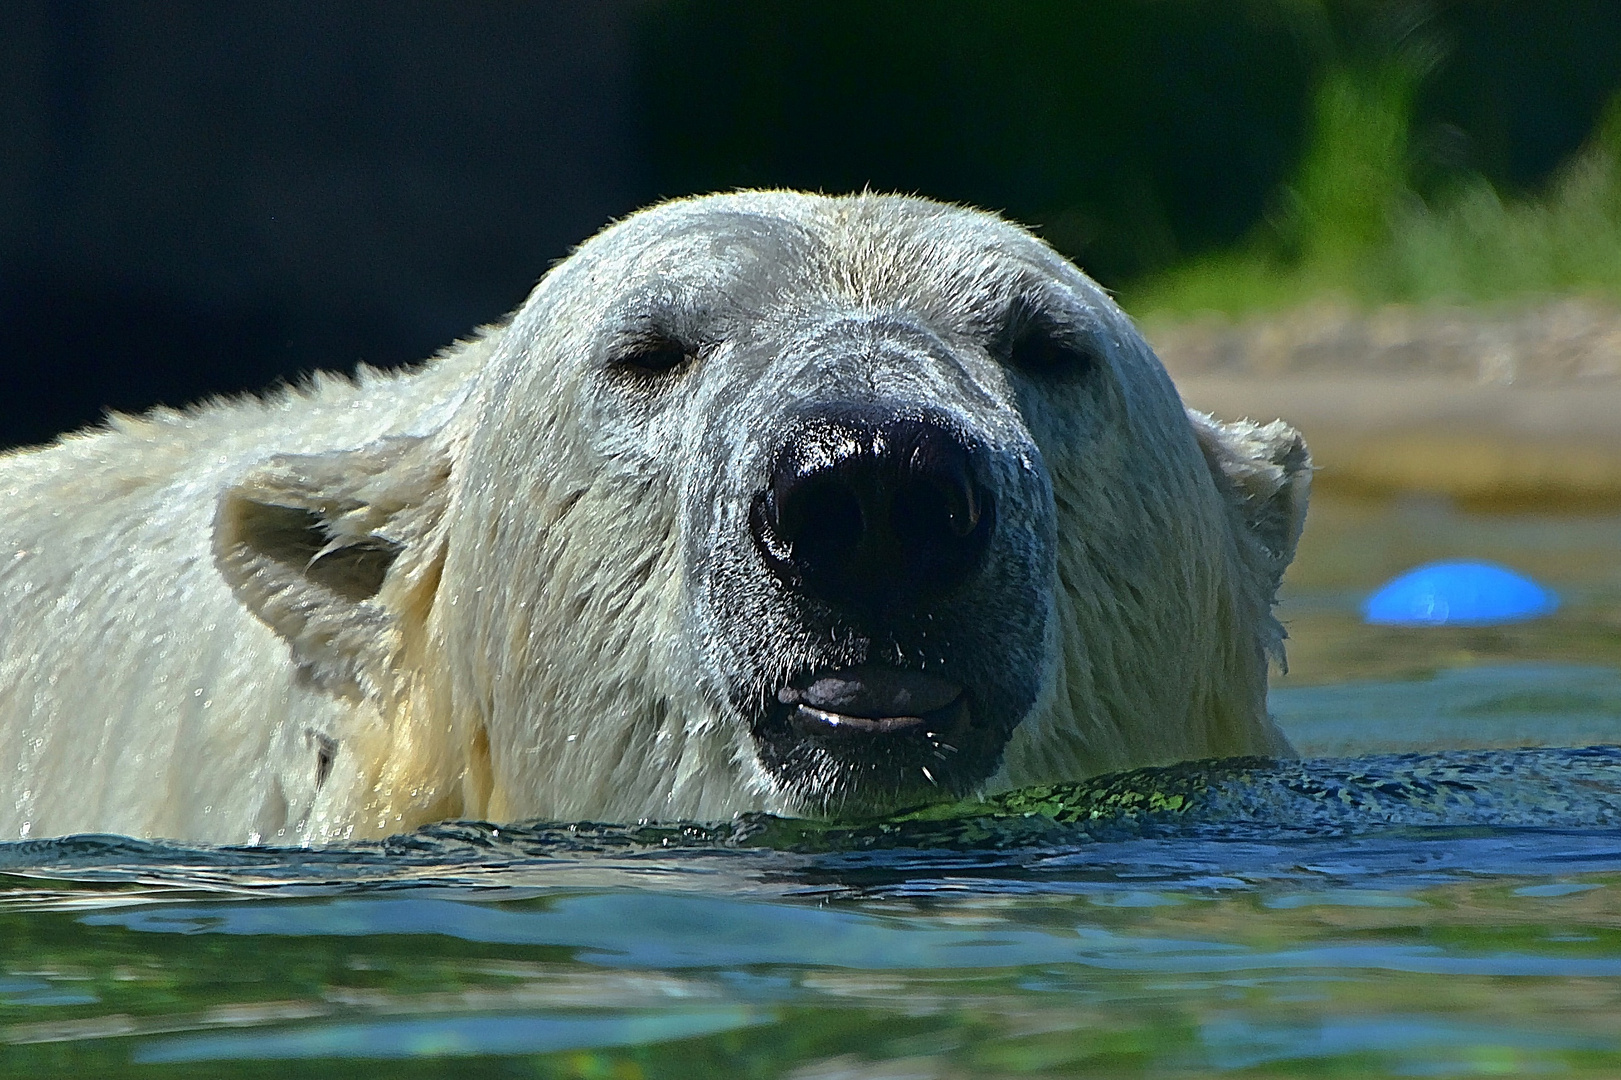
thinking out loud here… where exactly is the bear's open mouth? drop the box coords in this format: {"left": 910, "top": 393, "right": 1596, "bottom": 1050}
{"left": 774, "top": 665, "right": 966, "bottom": 736}
{"left": 750, "top": 662, "right": 1018, "bottom": 811}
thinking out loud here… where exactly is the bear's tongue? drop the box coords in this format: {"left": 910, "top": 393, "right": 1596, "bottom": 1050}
{"left": 777, "top": 665, "right": 962, "bottom": 721}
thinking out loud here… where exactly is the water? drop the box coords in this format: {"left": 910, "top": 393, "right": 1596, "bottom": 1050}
{"left": 3, "top": 493, "right": 1621, "bottom": 1077}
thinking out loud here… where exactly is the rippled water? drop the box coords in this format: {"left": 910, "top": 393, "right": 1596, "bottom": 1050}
{"left": 4, "top": 494, "right": 1620, "bottom": 1077}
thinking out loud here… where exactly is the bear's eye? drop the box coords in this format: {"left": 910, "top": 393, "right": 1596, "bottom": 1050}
{"left": 610, "top": 334, "right": 694, "bottom": 378}
{"left": 1007, "top": 319, "right": 1099, "bottom": 379}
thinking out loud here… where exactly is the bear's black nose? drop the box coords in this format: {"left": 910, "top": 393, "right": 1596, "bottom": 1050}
{"left": 750, "top": 407, "right": 996, "bottom": 614}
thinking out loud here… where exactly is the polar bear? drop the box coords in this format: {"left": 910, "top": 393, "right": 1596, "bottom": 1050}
{"left": 0, "top": 191, "right": 1309, "bottom": 844}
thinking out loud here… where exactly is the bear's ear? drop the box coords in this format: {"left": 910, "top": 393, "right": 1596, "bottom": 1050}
{"left": 1187, "top": 409, "right": 1312, "bottom": 588}
{"left": 213, "top": 434, "right": 451, "bottom": 700}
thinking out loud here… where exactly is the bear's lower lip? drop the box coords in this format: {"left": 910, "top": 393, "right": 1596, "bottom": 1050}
{"left": 788, "top": 694, "right": 966, "bottom": 736}
{"left": 791, "top": 705, "right": 927, "bottom": 734}
{"left": 772, "top": 664, "right": 971, "bottom": 743}
{"left": 776, "top": 664, "right": 964, "bottom": 720}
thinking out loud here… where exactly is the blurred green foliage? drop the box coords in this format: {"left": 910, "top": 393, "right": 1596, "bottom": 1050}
{"left": 1128, "top": 77, "right": 1621, "bottom": 313}
{"left": 636, "top": 1, "right": 1621, "bottom": 311}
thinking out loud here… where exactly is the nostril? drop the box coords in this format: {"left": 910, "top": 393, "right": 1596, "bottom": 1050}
{"left": 893, "top": 475, "right": 984, "bottom": 543}
{"left": 752, "top": 408, "right": 997, "bottom": 613}
{"left": 949, "top": 486, "right": 981, "bottom": 537}
{"left": 931, "top": 464, "right": 981, "bottom": 538}
{"left": 751, "top": 470, "right": 867, "bottom": 586}
{"left": 783, "top": 477, "right": 864, "bottom": 571}
{"left": 749, "top": 491, "right": 788, "bottom": 567}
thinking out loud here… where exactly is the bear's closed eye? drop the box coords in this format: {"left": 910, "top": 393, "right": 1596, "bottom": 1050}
{"left": 610, "top": 333, "right": 694, "bottom": 378}
{"left": 1006, "top": 313, "right": 1099, "bottom": 379}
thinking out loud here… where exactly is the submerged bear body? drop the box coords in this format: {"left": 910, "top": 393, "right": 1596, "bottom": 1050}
{"left": 0, "top": 192, "right": 1309, "bottom": 843}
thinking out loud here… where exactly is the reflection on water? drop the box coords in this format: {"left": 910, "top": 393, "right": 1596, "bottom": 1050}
{"left": 2, "top": 492, "right": 1620, "bottom": 1077}
{"left": 1274, "top": 663, "right": 1621, "bottom": 755}
{"left": 5, "top": 830, "right": 1621, "bottom": 1077}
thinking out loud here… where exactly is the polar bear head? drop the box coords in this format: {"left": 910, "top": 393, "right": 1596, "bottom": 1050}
{"left": 217, "top": 192, "right": 1308, "bottom": 825}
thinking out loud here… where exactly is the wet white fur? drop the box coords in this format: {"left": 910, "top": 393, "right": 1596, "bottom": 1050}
{"left": 0, "top": 192, "right": 1308, "bottom": 843}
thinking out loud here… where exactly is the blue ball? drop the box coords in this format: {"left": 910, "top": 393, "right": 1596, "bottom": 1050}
{"left": 1362, "top": 561, "right": 1558, "bottom": 626}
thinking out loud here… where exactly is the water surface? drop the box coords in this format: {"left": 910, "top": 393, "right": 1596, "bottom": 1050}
{"left": 4, "top": 493, "right": 1620, "bottom": 1078}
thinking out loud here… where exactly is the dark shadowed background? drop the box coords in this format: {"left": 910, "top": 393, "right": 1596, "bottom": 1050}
{"left": 2, "top": 0, "right": 1619, "bottom": 449}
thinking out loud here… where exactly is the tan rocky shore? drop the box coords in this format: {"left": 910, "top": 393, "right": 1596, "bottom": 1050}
{"left": 1145, "top": 297, "right": 1621, "bottom": 506}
